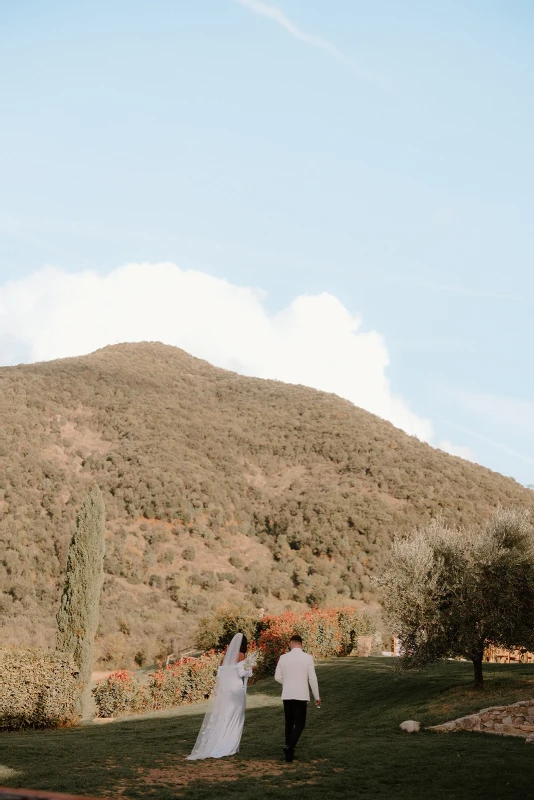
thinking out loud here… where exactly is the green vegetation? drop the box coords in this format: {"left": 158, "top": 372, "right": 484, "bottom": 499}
{"left": 93, "top": 652, "right": 220, "bottom": 718}
{"left": 1, "top": 342, "right": 533, "bottom": 668}
{"left": 255, "top": 607, "right": 377, "bottom": 674}
{"left": 92, "top": 606, "right": 376, "bottom": 719}
{"left": 196, "top": 603, "right": 260, "bottom": 651}
{"left": 56, "top": 486, "right": 106, "bottom": 714}
{"left": 0, "top": 647, "right": 77, "bottom": 730}
{"left": 379, "top": 508, "right": 534, "bottom": 687}
{"left": 2, "top": 659, "right": 534, "bottom": 799}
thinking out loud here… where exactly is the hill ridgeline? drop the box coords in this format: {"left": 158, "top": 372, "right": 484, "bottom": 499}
{"left": 1, "top": 342, "right": 531, "bottom": 667}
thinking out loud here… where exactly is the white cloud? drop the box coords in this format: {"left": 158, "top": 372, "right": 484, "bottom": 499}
{"left": 442, "top": 418, "right": 534, "bottom": 468}
{"left": 236, "top": 0, "right": 345, "bottom": 58}
{"left": 235, "top": 0, "right": 394, "bottom": 92}
{"left": 437, "top": 439, "right": 476, "bottom": 462}
{"left": 0, "top": 261, "right": 438, "bottom": 441}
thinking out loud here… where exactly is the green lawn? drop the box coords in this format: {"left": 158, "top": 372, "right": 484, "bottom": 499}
{"left": 2, "top": 658, "right": 534, "bottom": 799}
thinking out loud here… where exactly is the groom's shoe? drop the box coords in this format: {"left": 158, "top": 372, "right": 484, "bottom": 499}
{"left": 283, "top": 746, "right": 294, "bottom": 763}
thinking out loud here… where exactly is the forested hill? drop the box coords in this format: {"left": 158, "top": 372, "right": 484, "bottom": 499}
{"left": 1, "top": 342, "right": 532, "bottom": 667}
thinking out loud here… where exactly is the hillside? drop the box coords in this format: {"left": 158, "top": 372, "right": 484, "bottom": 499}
{"left": 1, "top": 342, "right": 532, "bottom": 667}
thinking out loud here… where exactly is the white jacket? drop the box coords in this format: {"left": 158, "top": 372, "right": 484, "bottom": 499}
{"left": 274, "top": 648, "right": 320, "bottom": 702}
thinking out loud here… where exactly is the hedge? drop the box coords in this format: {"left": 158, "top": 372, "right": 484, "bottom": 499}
{"left": 93, "top": 607, "right": 376, "bottom": 717}
{"left": 257, "top": 607, "right": 376, "bottom": 674}
{"left": 91, "top": 670, "right": 149, "bottom": 717}
{"left": 0, "top": 647, "right": 78, "bottom": 730}
{"left": 93, "top": 651, "right": 219, "bottom": 717}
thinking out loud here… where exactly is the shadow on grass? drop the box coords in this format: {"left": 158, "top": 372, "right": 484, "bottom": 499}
{"left": 2, "top": 659, "right": 534, "bottom": 800}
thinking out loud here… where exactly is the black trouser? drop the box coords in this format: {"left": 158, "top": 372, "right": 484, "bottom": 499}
{"left": 283, "top": 699, "right": 308, "bottom": 749}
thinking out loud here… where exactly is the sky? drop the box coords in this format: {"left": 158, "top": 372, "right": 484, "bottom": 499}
{"left": 1, "top": 1, "right": 533, "bottom": 485}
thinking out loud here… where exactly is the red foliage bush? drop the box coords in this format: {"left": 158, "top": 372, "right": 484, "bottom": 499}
{"left": 92, "top": 669, "right": 148, "bottom": 717}
{"left": 93, "top": 652, "right": 219, "bottom": 717}
{"left": 257, "top": 606, "right": 375, "bottom": 674}
{"left": 93, "top": 607, "right": 376, "bottom": 717}
{"left": 150, "top": 651, "right": 219, "bottom": 708}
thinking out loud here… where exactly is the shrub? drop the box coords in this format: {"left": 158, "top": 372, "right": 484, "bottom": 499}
{"left": 218, "top": 571, "right": 237, "bottom": 584}
{"left": 0, "top": 647, "right": 78, "bottom": 730}
{"left": 182, "top": 547, "right": 196, "bottom": 562}
{"left": 92, "top": 652, "right": 219, "bottom": 717}
{"left": 257, "top": 607, "right": 377, "bottom": 675}
{"left": 158, "top": 548, "right": 175, "bottom": 564}
{"left": 196, "top": 604, "right": 260, "bottom": 651}
{"left": 150, "top": 652, "right": 219, "bottom": 708}
{"left": 256, "top": 611, "right": 299, "bottom": 675}
{"left": 229, "top": 555, "right": 244, "bottom": 569}
{"left": 92, "top": 670, "right": 148, "bottom": 717}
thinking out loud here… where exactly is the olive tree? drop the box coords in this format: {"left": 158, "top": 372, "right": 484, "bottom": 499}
{"left": 56, "top": 486, "right": 106, "bottom": 715}
{"left": 377, "top": 508, "right": 534, "bottom": 687}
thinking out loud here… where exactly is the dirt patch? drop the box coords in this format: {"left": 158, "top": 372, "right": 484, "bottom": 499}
{"left": 146, "top": 759, "right": 288, "bottom": 784}
{"left": 114, "top": 757, "right": 325, "bottom": 795}
{"left": 352, "top": 477, "right": 408, "bottom": 509}
{"left": 244, "top": 465, "right": 306, "bottom": 496}
{"left": 92, "top": 671, "right": 115, "bottom": 682}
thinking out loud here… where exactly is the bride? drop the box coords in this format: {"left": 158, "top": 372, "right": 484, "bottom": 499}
{"left": 187, "top": 632, "right": 255, "bottom": 760}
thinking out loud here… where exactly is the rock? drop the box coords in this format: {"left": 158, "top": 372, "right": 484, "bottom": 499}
{"left": 431, "top": 699, "right": 534, "bottom": 740}
{"left": 460, "top": 716, "right": 478, "bottom": 730}
{"left": 434, "top": 721, "right": 457, "bottom": 732}
{"left": 400, "top": 720, "right": 421, "bottom": 733}
{"left": 502, "top": 726, "right": 521, "bottom": 735}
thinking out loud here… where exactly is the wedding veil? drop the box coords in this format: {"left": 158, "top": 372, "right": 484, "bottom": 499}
{"left": 221, "top": 632, "right": 243, "bottom": 667}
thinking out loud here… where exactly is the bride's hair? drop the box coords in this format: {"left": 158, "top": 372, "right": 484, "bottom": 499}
{"left": 239, "top": 634, "right": 248, "bottom": 654}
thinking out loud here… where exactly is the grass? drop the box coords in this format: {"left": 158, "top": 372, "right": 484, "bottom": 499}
{"left": 2, "top": 658, "right": 534, "bottom": 799}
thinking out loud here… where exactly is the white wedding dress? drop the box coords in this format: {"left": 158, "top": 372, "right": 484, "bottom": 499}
{"left": 187, "top": 633, "right": 253, "bottom": 760}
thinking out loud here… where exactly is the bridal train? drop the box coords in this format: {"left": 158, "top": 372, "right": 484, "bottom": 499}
{"left": 186, "top": 632, "right": 253, "bottom": 760}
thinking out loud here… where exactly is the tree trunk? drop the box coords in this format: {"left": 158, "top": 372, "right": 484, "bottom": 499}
{"left": 472, "top": 653, "right": 484, "bottom": 689}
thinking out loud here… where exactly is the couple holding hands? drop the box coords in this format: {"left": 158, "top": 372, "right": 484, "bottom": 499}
{"left": 187, "top": 633, "right": 321, "bottom": 763}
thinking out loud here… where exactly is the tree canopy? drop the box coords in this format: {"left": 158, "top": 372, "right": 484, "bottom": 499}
{"left": 378, "top": 508, "right": 534, "bottom": 686}
{"left": 56, "top": 486, "right": 106, "bottom": 714}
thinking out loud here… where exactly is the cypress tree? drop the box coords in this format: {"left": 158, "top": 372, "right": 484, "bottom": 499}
{"left": 56, "top": 485, "right": 106, "bottom": 716}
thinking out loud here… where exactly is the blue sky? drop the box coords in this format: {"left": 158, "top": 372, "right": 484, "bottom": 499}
{"left": 1, "top": 1, "right": 533, "bottom": 484}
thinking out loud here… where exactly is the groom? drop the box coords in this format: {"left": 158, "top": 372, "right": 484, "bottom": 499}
{"left": 274, "top": 635, "right": 321, "bottom": 763}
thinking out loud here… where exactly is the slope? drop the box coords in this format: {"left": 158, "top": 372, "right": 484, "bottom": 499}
{"left": 1, "top": 342, "right": 531, "bottom": 666}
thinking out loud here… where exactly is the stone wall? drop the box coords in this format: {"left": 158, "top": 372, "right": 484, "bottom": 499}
{"left": 430, "top": 699, "right": 534, "bottom": 741}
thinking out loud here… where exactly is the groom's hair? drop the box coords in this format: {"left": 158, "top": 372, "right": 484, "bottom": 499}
{"left": 289, "top": 635, "right": 303, "bottom": 644}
